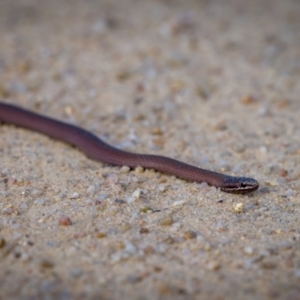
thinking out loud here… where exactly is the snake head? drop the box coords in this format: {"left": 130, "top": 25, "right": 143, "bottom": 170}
{"left": 221, "top": 176, "right": 259, "bottom": 194}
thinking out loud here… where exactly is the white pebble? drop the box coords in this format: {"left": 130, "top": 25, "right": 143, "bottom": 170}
{"left": 285, "top": 189, "right": 296, "bottom": 197}
{"left": 158, "top": 184, "right": 166, "bottom": 192}
{"left": 243, "top": 246, "right": 254, "bottom": 255}
{"left": 265, "top": 179, "right": 278, "bottom": 187}
{"left": 19, "top": 202, "right": 29, "bottom": 210}
{"left": 169, "top": 222, "right": 182, "bottom": 231}
{"left": 70, "top": 192, "right": 79, "bottom": 199}
{"left": 172, "top": 200, "right": 185, "bottom": 207}
{"left": 126, "top": 189, "right": 142, "bottom": 203}
{"left": 234, "top": 203, "right": 244, "bottom": 213}
{"left": 199, "top": 182, "right": 209, "bottom": 189}
{"left": 106, "top": 173, "right": 119, "bottom": 185}
{"left": 135, "top": 166, "right": 144, "bottom": 174}
{"left": 259, "top": 146, "right": 267, "bottom": 154}
{"left": 85, "top": 199, "right": 94, "bottom": 205}
{"left": 132, "top": 189, "right": 142, "bottom": 200}
{"left": 125, "top": 243, "right": 137, "bottom": 254}
{"left": 120, "top": 166, "right": 130, "bottom": 173}
{"left": 126, "top": 196, "right": 135, "bottom": 203}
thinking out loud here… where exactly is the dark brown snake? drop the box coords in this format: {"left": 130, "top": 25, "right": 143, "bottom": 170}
{"left": 0, "top": 102, "right": 259, "bottom": 194}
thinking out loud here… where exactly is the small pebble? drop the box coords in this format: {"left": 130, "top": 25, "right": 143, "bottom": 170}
{"left": 240, "top": 95, "right": 258, "bottom": 105}
{"left": 70, "top": 192, "right": 79, "bottom": 199}
{"left": 30, "top": 189, "right": 43, "bottom": 197}
{"left": 126, "top": 196, "right": 135, "bottom": 203}
{"left": 234, "top": 203, "right": 244, "bottom": 213}
{"left": 259, "top": 146, "right": 268, "bottom": 155}
{"left": 172, "top": 200, "right": 185, "bottom": 207}
{"left": 158, "top": 184, "right": 166, "bottom": 192}
{"left": 106, "top": 173, "right": 119, "bottom": 185}
{"left": 261, "top": 260, "right": 277, "bottom": 269}
{"left": 0, "top": 84, "right": 10, "bottom": 97}
{"left": 59, "top": 216, "right": 72, "bottom": 226}
{"left": 151, "top": 127, "right": 163, "bottom": 135}
{"left": 276, "top": 99, "right": 291, "bottom": 109}
{"left": 135, "top": 166, "right": 144, "bottom": 174}
{"left": 70, "top": 267, "right": 83, "bottom": 278}
{"left": 234, "top": 144, "right": 246, "bottom": 153}
{"left": 39, "top": 258, "right": 54, "bottom": 269}
{"left": 279, "top": 169, "right": 288, "bottom": 177}
{"left": 199, "top": 182, "right": 209, "bottom": 189}
{"left": 115, "top": 241, "right": 125, "bottom": 250}
{"left": 214, "top": 120, "right": 227, "bottom": 131}
{"left": 183, "top": 230, "right": 197, "bottom": 239}
{"left": 265, "top": 179, "right": 278, "bottom": 187}
{"left": 140, "top": 206, "right": 153, "bottom": 213}
{"left": 53, "top": 194, "right": 64, "bottom": 202}
{"left": 170, "top": 222, "right": 182, "bottom": 231}
{"left": 164, "top": 235, "right": 175, "bottom": 244}
{"left": 19, "top": 202, "right": 29, "bottom": 211}
{"left": 86, "top": 185, "right": 96, "bottom": 194}
{"left": 204, "top": 243, "right": 212, "bottom": 251}
{"left": 64, "top": 106, "right": 73, "bottom": 116}
{"left": 127, "top": 274, "right": 143, "bottom": 283}
{"left": 121, "top": 222, "right": 132, "bottom": 232}
{"left": 115, "top": 199, "right": 126, "bottom": 204}
{"left": 157, "top": 282, "right": 173, "bottom": 295}
{"left": 132, "top": 189, "right": 142, "bottom": 200}
{"left": 215, "top": 221, "right": 227, "bottom": 232}
{"left": 116, "top": 69, "right": 132, "bottom": 81}
{"left": 143, "top": 245, "right": 155, "bottom": 255}
{"left": 20, "top": 252, "right": 30, "bottom": 262}
{"left": 243, "top": 246, "right": 254, "bottom": 255}
{"left": 159, "top": 215, "right": 174, "bottom": 226}
{"left": 285, "top": 189, "right": 296, "bottom": 197}
{"left": 125, "top": 243, "right": 137, "bottom": 254}
{"left": 3, "top": 206, "right": 19, "bottom": 216}
{"left": 140, "top": 227, "right": 149, "bottom": 234}
{"left": 0, "top": 237, "right": 6, "bottom": 248}
{"left": 96, "top": 232, "right": 107, "bottom": 238}
{"left": 120, "top": 166, "right": 130, "bottom": 173}
{"left": 206, "top": 261, "right": 221, "bottom": 271}
{"left": 196, "top": 86, "right": 208, "bottom": 99}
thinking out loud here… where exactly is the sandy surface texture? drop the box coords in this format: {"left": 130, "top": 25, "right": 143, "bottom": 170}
{"left": 0, "top": 0, "right": 300, "bottom": 299}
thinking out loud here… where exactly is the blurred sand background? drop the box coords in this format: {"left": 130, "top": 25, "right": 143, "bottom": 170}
{"left": 0, "top": 0, "right": 300, "bottom": 299}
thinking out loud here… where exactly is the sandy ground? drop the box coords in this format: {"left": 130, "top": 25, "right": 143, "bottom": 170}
{"left": 0, "top": 0, "right": 300, "bottom": 299}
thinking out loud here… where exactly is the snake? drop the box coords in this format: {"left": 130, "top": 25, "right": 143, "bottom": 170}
{"left": 0, "top": 102, "right": 259, "bottom": 194}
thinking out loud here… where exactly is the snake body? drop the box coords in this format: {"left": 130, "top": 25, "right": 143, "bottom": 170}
{"left": 0, "top": 102, "right": 259, "bottom": 194}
